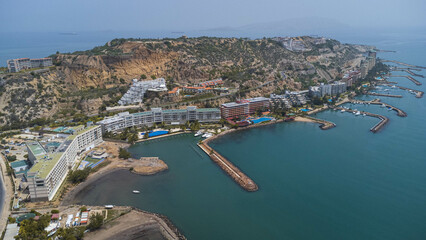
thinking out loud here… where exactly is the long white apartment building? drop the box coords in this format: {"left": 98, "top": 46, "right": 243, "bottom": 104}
{"left": 118, "top": 78, "right": 168, "bottom": 105}
{"left": 27, "top": 125, "right": 103, "bottom": 202}
{"left": 97, "top": 106, "right": 221, "bottom": 132}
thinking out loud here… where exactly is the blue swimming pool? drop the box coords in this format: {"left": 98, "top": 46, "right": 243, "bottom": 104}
{"left": 141, "top": 130, "right": 169, "bottom": 137}
{"left": 251, "top": 117, "right": 272, "bottom": 124}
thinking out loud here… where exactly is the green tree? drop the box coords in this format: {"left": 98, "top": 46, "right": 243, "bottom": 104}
{"left": 119, "top": 148, "right": 131, "bottom": 159}
{"left": 150, "top": 75, "right": 156, "bottom": 80}
{"left": 128, "top": 132, "right": 139, "bottom": 144}
{"left": 69, "top": 168, "right": 91, "bottom": 184}
{"left": 6, "top": 155, "right": 17, "bottom": 162}
{"left": 55, "top": 227, "right": 85, "bottom": 240}
{"left": 87, "top": 213, "right": 104, "bottom": 231}
{"left": 143, "top": 131, "right": 149, "bottom": 139}
{"left": 140, "top": 74, "right": 147, "bottom": 80}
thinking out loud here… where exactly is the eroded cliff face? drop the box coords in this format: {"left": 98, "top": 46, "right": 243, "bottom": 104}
{"left": 0, "top": 37, "right": 370, "bottom": 128}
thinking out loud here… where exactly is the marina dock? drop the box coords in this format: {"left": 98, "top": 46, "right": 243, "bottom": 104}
{"left": 378, "top": 83, "right": 424, "bottom": 98}
{"left": 198, "top": 141, "right": 258, "bottom": 192}
{"left": 366, "top": 92, "right": 403, "bottom": 98}
{"left": 382, "top": 60, "right": 426, "bottom": 69}
{"left": 349, "top": 99, "right": 407, "bottom": 117}
{"left": 335, "top": 107, "right": 389, "bottom": 133}
{"left": 388, "top": 75, "right": 422, "bottom": 86}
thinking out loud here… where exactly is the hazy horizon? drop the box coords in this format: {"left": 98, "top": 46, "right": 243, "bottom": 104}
{"left": 1, "top": 0, "right": 426, "bottom": 34}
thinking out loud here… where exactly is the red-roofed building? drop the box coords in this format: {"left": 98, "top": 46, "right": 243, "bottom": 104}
{"left": 168, "top": 87, "right": 180, "bottom": 96}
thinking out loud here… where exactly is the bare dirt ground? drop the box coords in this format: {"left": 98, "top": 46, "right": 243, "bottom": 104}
{"left": 84, "top": 208, "right": 184, "bottom": 240}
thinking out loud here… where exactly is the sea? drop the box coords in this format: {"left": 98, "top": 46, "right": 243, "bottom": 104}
{"left": 1, "top": 31, "right": 426, "bottom": 239}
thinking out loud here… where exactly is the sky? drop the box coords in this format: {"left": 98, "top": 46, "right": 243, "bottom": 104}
{"left": 1, "top": 0, "right": 426, "bottom": 33}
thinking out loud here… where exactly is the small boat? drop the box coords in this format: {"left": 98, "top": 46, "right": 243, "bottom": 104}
{"left": 132, "top": 190, "right": 140, "bottom": 194}
{"left": 194, "top": 130, "right": 203, "bottom": 137}
{"left": 388, "top": 107, "right": 393, "bottom": 111}
{"left": 381, "top": 104, "right": 386, "bottom": 108}
{"left": 203, "top": 133, "right": 213, "bottom": 138}
{"left": 363, "top": 113, "right": 366, "bottom": 116}
{"left": 355, "top": 111, "right": 361, "bottom": 116}
{"left": 340, "top": 109, "right": 345, "bottom": 113}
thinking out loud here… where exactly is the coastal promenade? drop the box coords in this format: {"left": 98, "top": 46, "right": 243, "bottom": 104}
{"left": 198, "top": 141, "right": 258, "bottom": 192}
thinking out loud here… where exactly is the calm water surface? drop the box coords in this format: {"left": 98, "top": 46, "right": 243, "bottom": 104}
{"left": 76, "top": 40, "right": 426, "bottom": 239}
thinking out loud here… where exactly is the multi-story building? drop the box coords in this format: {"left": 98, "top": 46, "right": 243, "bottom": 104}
{"left": 7, "top": 57, "right": 52, "bottom": 72}
{"left": 309, "top": 82, "right": 347, "bottom": 97}
{"left": 221, "top": 97, "right": 270, "bottom": 119}
{"left": 7, "top": 58, "right": 31, "bottom": 72}
{"left": 197, "top": 78, "right": 223, "bottom": 88}
{"left": 27, "top": 125, "right": 102, "bottom": 202}
{"left": 270, "top": 91, "right": 308, "bottom": 109}
{"left": 97, "top": 106, "right": 221, "bottom": 132}
{"left": 30, "top": 58, "right": 53, "bottom": 68}
{"left": 118, "top": 78, "right": 168, "bottom": 105}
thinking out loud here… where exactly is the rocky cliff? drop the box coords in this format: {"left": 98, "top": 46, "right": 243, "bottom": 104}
{"left": 0, "top": 36, "right": 371, "bottom": 129}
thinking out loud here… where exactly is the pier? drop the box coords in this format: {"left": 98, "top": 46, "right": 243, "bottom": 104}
{"left": 377, "top": 83, "right": 424, "bottom": 98}
{"left": 198, "top": 141, "right": 258, "bottom": 192}
{"left": 366, "top": 92, "right": 403, "bottom": 98}
{"left": 335, "top": 107, "right": 389, "bottom": 133}
{"left": 388, "top": 75, "right": 422, "bottom": 86}
{"left": 349, "top": 99, "right": 407, "bottom": 117}
{"left": 302, "top": 116, "right": 336, "bottom": 130}
{"left": 382, "top": 60, "right": 426, "bottom": 69}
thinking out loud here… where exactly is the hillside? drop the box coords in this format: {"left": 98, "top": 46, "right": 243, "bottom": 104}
{"left": 0, "top": 36, "right": 372, "bottom": 129}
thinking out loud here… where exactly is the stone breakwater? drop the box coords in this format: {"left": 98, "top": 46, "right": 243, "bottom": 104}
{"left": 198, "top": 141, "right": 258, "bottom": 192}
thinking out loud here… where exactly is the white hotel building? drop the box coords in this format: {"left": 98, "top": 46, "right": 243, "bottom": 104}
{"left": 27, "top": 125, "right": 103, "bottom": 202}
{"left": 97, "top": 106, "right": 221, "bottom": 132}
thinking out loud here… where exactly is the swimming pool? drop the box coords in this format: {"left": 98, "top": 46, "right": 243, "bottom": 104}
{"left": 251, "top": 117, "right": 272, "bottom": 124}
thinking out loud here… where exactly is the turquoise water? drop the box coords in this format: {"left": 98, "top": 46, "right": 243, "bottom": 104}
{"left": 72, "top": 39, "right": 426, "bottom": 239}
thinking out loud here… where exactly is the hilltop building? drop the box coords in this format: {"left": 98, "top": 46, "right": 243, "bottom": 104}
{"left": 197, "top": 78, "right": 223, "bottom": 88}
{"left": 7, "top": 58, "right": 52, "bottom": 73}
{"left": 27, "top": 125, "right": 102, "bottom": 202}
{"left": 221, "top": 97, "right": 270, "bottom": 119}
{"left": 97, "top": 106, "right": 221, "bottom": 132}
{"left": 118, "top": 78, "right": 167, "bottom": 105}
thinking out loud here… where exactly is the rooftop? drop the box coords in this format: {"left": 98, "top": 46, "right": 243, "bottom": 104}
{"left": 27, "top": 141, "right": 47, "bottom": 156}
{"left": 10, "top": 160, "right": 28, "bottom": 169}
{"left": 28, "top": 152, "right": 63, "bottom": 179}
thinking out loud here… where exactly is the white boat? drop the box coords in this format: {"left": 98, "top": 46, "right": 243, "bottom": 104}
{"left": 381, "top": 104, "right": 386, "bottom": 108}
{"left": 355, "top": 111, "right": 361, "bottom": 116}
{"left": 194, "top": 130, "right": 203, "bottom": 137}
{"left": 132, "top": 190, "right": 140, "bottom": 194}
{"left": 203, "top": 133, "right": 213, "bottom": 138}
{"left": 340, "top": 109, "right": 345, "bottom": 113}
{"left": 363, "top": 113, "right": 366, "bottom": 116}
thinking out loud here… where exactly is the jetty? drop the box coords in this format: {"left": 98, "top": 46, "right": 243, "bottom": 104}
{"left": 198, "top": 141, "right": 258, "bottom": 192}
{"left": 366, "top": 92, "right": 403, "bottom": 98}
{"left": 395, "top": 85, "right": 424, "bottom": 98}
{"left": 302, "top": 116, "right": 336, "bottom": 130}
{"left": 377, "top": 83, "right": 424, "bottom": 98}
{"left": 335, "top": 107, "right": 389, "bottom": 133}
{"left": 349, "top": 99, "right": 407, "bottom": 117}
{"left": 382, "top": 60, "right": 426, "bottom": 69}
{"left": 388, "top": 75, "right": 422, "bottom": 86}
